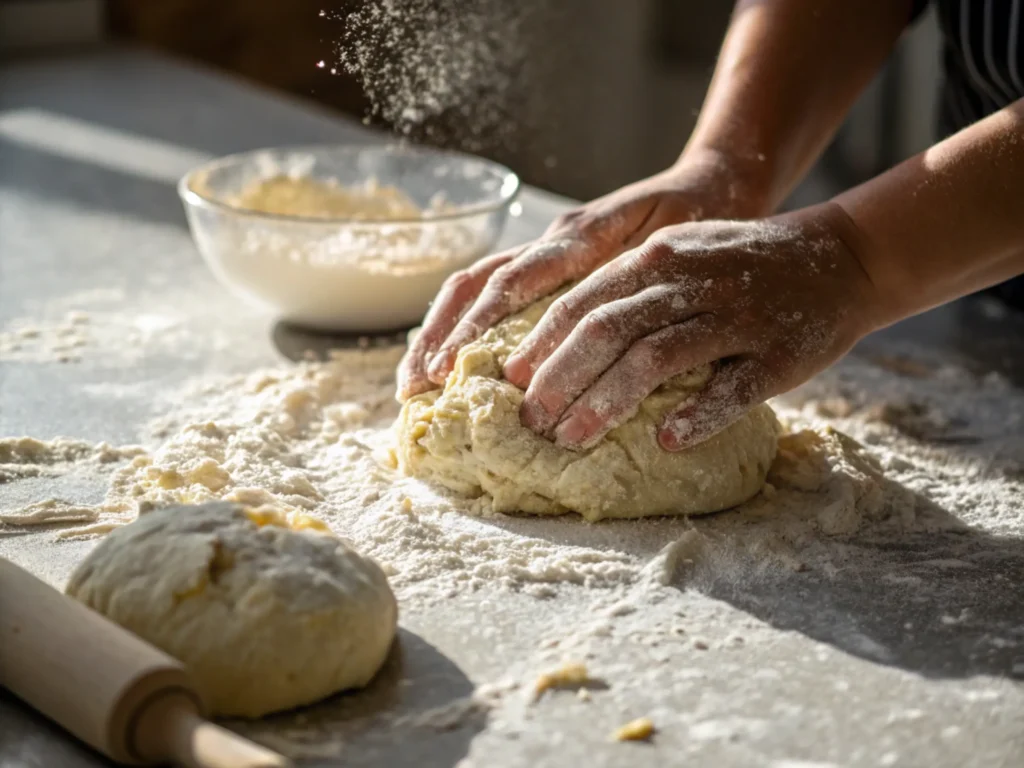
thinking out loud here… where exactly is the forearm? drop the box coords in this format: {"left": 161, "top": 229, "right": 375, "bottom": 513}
{"left": 834, "top": 100, "right": 1024, "bottom": 329}
{"left": 679, "top": 0, "right": 913, "bottom": 215}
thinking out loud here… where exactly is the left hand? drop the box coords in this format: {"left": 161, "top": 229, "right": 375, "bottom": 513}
{"left": 502, "top": 202, "right": 881, "bottom": 451}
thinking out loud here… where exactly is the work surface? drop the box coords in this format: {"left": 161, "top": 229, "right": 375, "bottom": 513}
{"left": 2, "top": 49, "right": 1023, "bottom": 768}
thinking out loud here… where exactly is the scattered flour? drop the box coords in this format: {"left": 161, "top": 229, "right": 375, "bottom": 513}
{"left": 0, "top": 309, "right": 187, "bottom": 365}
{"left": 0, "top": 436, "right": 143, "bottom": 486}
{"left": 0, "top": 311, "right": 91, "bottom": 363}
{"left": 4, "top": 337, "right": 1023, "bottom": 603}
{"left": 328, "top": 0, "right": 532, "bottom": 149}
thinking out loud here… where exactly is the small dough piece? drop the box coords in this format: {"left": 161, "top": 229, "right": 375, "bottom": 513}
{"left": 66, "top": 502, "right": 397, "bottom": 718}
{"left": 612, "top": 716, "right": 656, "bottom": 742}
{"left": 396, "top": 295, "right": 779, "bottom": 521}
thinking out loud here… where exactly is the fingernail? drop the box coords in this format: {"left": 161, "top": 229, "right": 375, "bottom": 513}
{"left": 658, "top": 416, "right": 693, "bottom": 451}
{"left": 503, "top": 354, "right": 531, "bottom": 388}
{"left": 554, "top": 415, "right": 588, "bottom": 446}
{"left": 555, "top": 405, "right": 608, "bottom": 447}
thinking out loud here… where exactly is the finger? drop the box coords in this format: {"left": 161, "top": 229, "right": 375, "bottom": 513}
{"left": 552, "top": 316, "right": 742, "bottom": 450}
{"left": 517, "top": 287, "right": 708, "bottom": 434}
{"left": 504, "top": 244, "right": 704, "bottom": 389}
{"left": 426, "top": 236, "right": 596, "bottom": 384}
{"left": 657, "top": 357, "right": 772, "bottom": 451}
{"left": 396, "top": 250, "right": 516, "bottom": 400}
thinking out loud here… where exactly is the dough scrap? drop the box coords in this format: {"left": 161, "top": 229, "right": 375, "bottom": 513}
{"left": 396, "top": 296, "right": 779, "bottom": 521}
{"left": 66, "top": 502, "right": 397, "bottom": 718}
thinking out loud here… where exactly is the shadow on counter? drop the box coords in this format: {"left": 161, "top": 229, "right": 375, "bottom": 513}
{"left": 271, "top": 320, "right": 407, "bottom": 362}
{"left": 231, "top": 629, "right": 484, "bottom": 768}
{"left": 0, "top": 136, "right": 188, "bottom": 231}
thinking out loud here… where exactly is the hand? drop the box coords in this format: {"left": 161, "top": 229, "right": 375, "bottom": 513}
{"left": 502, "top": 202, "right": 880, "bottom": 451}
{"left": 396, "top": 149, "right": 771, "bottom": 401}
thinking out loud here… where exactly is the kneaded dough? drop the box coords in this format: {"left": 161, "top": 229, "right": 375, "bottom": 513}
{"left": 396, "top": 296, "right": 780, "bottom": 522}
{"left": 66, "top": 502, "right": 397, "bottom": 718}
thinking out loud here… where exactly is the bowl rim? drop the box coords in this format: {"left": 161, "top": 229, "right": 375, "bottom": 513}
{"left": 177, "top": 143, "right": 521, "bottom": 226}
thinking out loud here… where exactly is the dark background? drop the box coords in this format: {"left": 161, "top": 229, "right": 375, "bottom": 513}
{"left": 5, "top": 0, "right": 943, "bottom": 204}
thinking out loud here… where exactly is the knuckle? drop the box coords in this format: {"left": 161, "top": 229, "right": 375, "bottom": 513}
{"left": 484, "top": 264, "right": 519, "bottom": 297}
{"left": 444, "top": 269, "right": 473, "bottom": 294}
{"left": 579, "top": 305, "right": 621, "bottom": 341}
{"left": 633, "top": 239, "right": 671, "bottom": 269}
{"left": 475, "top": 251, "right": 514, "bottom": 275}
{"left": 550, "top": 208, "right": 586, "bottom": 234}
{"left": 546, "top": 295, "right": 579, "bottom": 327}
{"left": 625, "top": 337, "right": 669, "bottom": 375}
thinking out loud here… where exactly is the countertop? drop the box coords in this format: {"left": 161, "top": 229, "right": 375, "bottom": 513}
{"left": 1, "top": 48, "right": 1023, "bottom": 768}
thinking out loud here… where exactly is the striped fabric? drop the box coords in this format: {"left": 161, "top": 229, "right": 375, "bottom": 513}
{"left": 911, "top": 0, "right": 1024, "bottom": 307}
{"left": 913, "top": 0, "right": 1024, "bottom": 133}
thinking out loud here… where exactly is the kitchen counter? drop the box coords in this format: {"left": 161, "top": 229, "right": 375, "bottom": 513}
{"left": 1, "top": 48, "right": 1023, "bottom": 768}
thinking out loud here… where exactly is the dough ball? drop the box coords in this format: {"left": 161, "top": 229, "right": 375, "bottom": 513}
{"left": 396, "top": 295, "right": 779, "bottom": 522}
{"left": 66, "top": 502, "right": 397, "bottom": 718}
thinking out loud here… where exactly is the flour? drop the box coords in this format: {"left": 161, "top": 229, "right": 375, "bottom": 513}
{"left": 6, "top": 332, "right": 1023, "bottom": 604}
{"left": 0, "top": 309, "right": 188, "bottom": 365}
{"left": 328, "top": 0, "right": 531, "bottom": 151}
{"left": 189, "top": 168, "right": 494, "bottom": 330}
{"left": 0, "top": 499, "right": 101, "bottom": 526}
{"left": 0, "top": 436, "right": 144, "bottom": 487}
{"left": 232, "top": 175, "right": 431, "bottom": 221}
{"left": 0, "top": 312, "right": 91, "bottom": 363}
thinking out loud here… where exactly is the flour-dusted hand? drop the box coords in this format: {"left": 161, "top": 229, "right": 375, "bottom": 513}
{"left": 503, "top": 202, "right": 881, "bottom": 451}
{"left": 395, "top": 150, "right": 771, "bottom": 401}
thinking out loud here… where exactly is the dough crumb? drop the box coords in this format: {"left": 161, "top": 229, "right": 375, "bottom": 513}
{"left": 612, "top": 717, "right": 655, "bottom": 742}
{"left": 532, "top": 662, "right": 591, "bottom": 701}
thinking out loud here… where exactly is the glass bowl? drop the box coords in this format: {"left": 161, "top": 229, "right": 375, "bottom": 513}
{"left": 178, "top": 144, "right": 520, "bottom": 332}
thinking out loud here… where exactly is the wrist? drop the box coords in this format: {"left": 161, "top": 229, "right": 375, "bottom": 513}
{"left": 669, "top": 145, "right": 776, "bottom": 219}
{"left": 780, "top": 201, "right": 896, "bottom": 337}
{"left": 824, "top": 198, "right": 915, "bottom": 332}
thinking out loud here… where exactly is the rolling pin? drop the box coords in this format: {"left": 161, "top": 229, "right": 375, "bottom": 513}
{"left": 0, "top": 558, "right": 292, "bottom": 768}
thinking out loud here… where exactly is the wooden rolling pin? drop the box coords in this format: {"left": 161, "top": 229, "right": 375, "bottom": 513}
{"left": 0, "top": 558, "right": 292, "bottom": 768}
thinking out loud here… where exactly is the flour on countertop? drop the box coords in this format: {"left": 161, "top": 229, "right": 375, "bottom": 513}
{"left": 0, "top": 309, "right": 188, "bottom": 365}
{"left": 4, "top": 336, "right": 1023, "bottom": 602}
{"left": 0, "top": 312, "right": 91, "bottom": 363}
{"left": 0, "top": 436, "right": 144, "bottom": 484}
{"left": 6, "top": 338, "right": 1023, "bottom": 763}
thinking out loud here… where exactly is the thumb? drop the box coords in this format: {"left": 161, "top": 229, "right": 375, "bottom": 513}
{"left": 658, "top": 358, "right": 770, "bottom": 451}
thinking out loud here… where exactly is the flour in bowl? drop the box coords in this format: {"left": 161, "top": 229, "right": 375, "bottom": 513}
{"left": 190, "top": 173, "right": 492, "bottom": 330}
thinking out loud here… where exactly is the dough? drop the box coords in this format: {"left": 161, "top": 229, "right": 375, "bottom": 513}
{"left": 396, "top": 296, "right": 780, "bottom": 521}
{"left": 66, "top": 502, "right": 397, "bottom": 718}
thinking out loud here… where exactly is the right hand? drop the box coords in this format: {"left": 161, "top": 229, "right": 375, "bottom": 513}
{"left": 396, "top": 149, "right": 772, "bottom": 401}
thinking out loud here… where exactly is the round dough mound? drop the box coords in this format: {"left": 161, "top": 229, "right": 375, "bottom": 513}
{"left": 396, "top": 297, "right": 780, "bottom": 522}
{"left": 66, "top": 502, "right": 397, "bottom": 718}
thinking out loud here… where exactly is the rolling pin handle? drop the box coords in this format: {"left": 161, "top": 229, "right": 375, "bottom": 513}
{"left": 133, "top": 691, "right": 293, "bottom": 768}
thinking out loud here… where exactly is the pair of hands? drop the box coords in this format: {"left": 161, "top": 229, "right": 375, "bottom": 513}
{"left": 398, "top": 152, "right": 879, "bottom": 452}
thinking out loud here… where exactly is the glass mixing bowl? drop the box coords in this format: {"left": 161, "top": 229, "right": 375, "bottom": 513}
{"left": 178, "top": 144, "right": 520, "bottom": 332}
